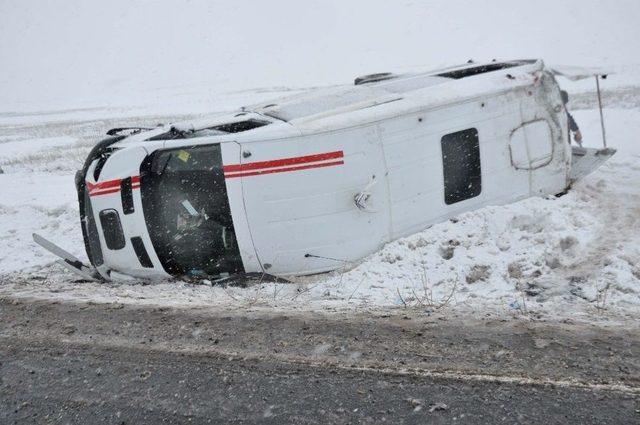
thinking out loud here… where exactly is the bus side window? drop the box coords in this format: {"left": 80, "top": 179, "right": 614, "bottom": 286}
{"left": 441, "top": 128, "right": 481, "bottom": 205}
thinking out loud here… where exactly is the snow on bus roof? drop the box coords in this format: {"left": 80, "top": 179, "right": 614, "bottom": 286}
{"left": 250, "top": 60, "right": 543, "bottom": 122}
{"left": 117, "top": 59, "right": 545, "bottom": 145}
{"left": 549, "top": 64, "right": 612, "bottom": 81}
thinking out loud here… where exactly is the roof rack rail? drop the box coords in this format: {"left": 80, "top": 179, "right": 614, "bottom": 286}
{"left": 354, "top": 72, "right": 396, "bottom": 85}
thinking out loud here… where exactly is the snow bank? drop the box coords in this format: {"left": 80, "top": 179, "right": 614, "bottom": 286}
{"left": 0, "top": 172, "right": 82, "bottom": 273}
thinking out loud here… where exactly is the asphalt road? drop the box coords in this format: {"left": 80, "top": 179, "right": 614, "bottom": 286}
{"left": 0, "top": 298, "right": 638, "bottom": 424}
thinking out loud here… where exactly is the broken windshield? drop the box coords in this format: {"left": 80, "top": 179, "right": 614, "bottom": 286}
{"left": 140, "top": 144, "right": 244, "bottom": 277}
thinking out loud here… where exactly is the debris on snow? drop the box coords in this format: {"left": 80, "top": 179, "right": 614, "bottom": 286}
{"left": 466, "top": 265, "right": 491, "bottom": 284}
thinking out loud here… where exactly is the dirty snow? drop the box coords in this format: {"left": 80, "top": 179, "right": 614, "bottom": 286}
{"left": 1, "top": 0, "right": 639, "bottom": 323}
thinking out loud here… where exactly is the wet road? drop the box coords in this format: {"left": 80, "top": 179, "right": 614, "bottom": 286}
{"left": 1, "top": 298, "right": 638, "bottom": 424}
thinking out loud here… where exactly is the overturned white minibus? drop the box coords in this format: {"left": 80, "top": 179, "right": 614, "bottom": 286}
{"left": 35, "top": 59, "right": 614, "bottom": 281}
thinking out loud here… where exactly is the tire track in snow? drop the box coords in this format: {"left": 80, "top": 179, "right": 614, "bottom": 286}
{"left": 551, "top": 159, "right": 640, "bottom": 306}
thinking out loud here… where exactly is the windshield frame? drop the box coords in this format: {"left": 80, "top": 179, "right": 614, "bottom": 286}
{"left": 139, "top": 143, "right": 244, "bottom": 277}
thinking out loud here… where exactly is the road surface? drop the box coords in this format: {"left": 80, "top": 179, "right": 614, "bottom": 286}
{"left": 1, "top": 297, "right": 638, "bottom": 424}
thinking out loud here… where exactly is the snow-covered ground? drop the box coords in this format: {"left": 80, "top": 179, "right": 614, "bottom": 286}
{"left": 1, "top": 0, "right": 639, "bottom": 323}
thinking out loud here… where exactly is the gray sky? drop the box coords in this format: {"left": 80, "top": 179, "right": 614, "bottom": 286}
{"left": 1, "top": 0, "right": 639, "bottom": 112}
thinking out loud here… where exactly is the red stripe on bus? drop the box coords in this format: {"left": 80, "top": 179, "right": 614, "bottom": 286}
{"left": 88, "top": 175, "right": 140, "bottom": 196}
{"left": 224, "top": 160, "right": 344, "bottom": 178}
{"left": 87, "top": 179, "right": 120, "bottom": 192}
{"left": 223, "top": 151, "right": 343, "bottom": 173}
{"left": 89, "top": 188, "right": 121, "bottom": 196}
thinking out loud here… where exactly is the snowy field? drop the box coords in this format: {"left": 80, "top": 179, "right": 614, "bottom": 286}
{"left": 1, "top": 0, "right": 639, "bottom": 323}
